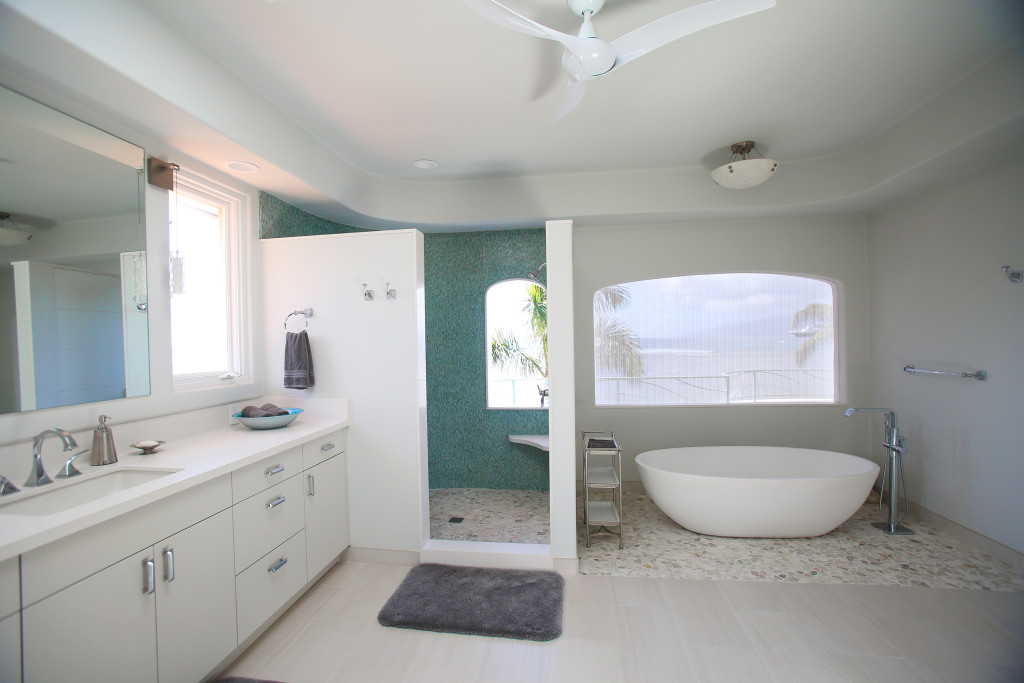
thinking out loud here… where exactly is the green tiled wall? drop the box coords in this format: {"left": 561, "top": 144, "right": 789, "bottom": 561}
{"left": 258, "top": 192, "right": 373, "bottom": 238}
{"left": 424, "top": 229, "right": 550, "bottom": 491}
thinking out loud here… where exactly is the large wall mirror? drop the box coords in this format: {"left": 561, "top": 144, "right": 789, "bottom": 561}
{"left": 0, "top": 85, "right": 149, "bottom": 415}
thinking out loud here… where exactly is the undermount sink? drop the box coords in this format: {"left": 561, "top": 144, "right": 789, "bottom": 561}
{"left": 0, "top": 469, "right": 178, "bottom": 516}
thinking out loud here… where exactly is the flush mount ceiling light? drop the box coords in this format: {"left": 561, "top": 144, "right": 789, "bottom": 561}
{"left": 413, "top": 159, "right": 439, "bottom": 170}
{"left": 224, "top": 160, "right": 260, "bottom": 173}
{"left": 711, "top": 141, "right": 778, "bottom": 189}
{"left": 0, "top": 211, "right": 31, "bottom": 246}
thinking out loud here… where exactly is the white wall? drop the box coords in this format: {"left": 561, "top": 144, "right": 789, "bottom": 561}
{"left": 573, "top": 216, "right": 873, "bottom": 481}
{"left": 866, "top": 155, "right": 1024, "bottom": 554}
{"left": 261, "top": 231, "right": 426, "bottom": 553}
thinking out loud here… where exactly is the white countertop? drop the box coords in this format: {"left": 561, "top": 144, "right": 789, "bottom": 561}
{"left": 0, "top": 417, "right": 347, "bottom": 563}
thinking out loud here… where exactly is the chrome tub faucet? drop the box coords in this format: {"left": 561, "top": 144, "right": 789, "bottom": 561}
{"left": 26, "top": 428, "right": 78, "bottom": 487}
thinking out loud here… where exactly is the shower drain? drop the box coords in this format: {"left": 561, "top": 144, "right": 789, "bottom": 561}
{"left": 448, "top": 517, "right": 464, "bottom": 523}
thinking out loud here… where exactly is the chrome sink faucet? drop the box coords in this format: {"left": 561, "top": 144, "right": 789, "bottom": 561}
{"left": 26, "top": 428, "right": 78, "bottom": 487}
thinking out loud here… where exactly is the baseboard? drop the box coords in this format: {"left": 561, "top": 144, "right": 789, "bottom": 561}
{"left": 345, "top": 546, "right": 420, "bottom": 566}
{"left": 908, "top": 500, "right": 1024, "bottom": 570}
{"left": 421, "top": 540, "right": 555, "bottom": 570}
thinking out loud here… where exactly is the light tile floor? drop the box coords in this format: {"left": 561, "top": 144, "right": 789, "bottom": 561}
{"left": 220, "top": 559, "right": 1024, "bottom": 683}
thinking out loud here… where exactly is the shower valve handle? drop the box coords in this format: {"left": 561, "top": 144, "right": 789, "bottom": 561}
{"left": 882, "top": 438, "right": 907, "bottom": 454}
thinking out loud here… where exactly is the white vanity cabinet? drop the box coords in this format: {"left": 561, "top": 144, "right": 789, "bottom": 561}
{"left": 304, "top": 453, "right": 349, "bottom": 578}
{"left": 0, "top": 557, "right": 20, "bottom": 683}
{"left": 20, "top": 477, "right": 236, "bottom": 683}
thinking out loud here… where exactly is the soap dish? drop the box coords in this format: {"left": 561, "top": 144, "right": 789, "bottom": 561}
{"left": 130, "top": 440, "right": 165, "bottom": 455}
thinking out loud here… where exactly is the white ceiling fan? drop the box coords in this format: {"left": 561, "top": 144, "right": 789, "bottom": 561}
{"left": 464, "top": 0, "right": 777, "bottom": 119}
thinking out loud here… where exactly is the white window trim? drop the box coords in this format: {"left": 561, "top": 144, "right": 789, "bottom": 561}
{"left": 171, "top": 168, "right": 250, "bottom": 390}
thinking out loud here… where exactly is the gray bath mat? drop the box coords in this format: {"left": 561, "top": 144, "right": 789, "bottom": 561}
{"left": 377, "top": 563, "right": 563, "bottom": 641}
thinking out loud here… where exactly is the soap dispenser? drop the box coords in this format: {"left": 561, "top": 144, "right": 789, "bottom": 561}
{"left": 91, "top": 415, "right": 118, "bottom": 466}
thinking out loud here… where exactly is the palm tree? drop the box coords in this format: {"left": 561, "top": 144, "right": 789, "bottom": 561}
{"left": 791, "top": 302, "right": 833, "bottom": 367}
{"left": 491, "top": 282, "right": 646, "bottom": 387}
{"left": 594, "top": 285, "right": 645, "bottom": 378}
{"left": 491, "top": 283, "right": 548, "bottom": 377}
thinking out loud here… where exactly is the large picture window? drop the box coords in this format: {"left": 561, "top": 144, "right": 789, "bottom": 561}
{"left": 594, "top": 273, "right": 836, "bottom": 406}
{"left": 486, "top": 279, "right": 548, "bottom": 409}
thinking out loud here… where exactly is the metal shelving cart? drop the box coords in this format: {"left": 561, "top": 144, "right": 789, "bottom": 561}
{"left": 583, "top": 431, "right": 623, "bottom": 548}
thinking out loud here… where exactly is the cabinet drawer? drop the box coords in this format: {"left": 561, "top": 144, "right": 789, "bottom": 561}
{"left": 302, "top": 429, "right": 346, "bottom": 469}
{"left": 232, "top": 446, "right": 303, "bottom": 504}
{"left": 235, "top": 530, "right": 307, "bottom": 643}
{"left": 233, "top": 475, "right": 305, "bottom": 573}
{"left": 0, "top": 556, "right": 18, "bottom": 620}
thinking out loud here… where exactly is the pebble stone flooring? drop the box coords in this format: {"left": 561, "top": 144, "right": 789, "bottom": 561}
{"left": 429, "top": 488, "right": 550, "bottom": 544}
{"left": 431, "top": 486, "right": 1024, "bottom": 591}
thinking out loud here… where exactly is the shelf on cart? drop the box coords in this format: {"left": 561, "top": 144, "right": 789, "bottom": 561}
{"left": 585, "top": 466, "right": 620, "bottom": 487}
{"left": 586, "top": 500, "right": 620, "bottom": 525}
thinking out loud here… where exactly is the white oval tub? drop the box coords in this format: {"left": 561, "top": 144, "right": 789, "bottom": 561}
{"left": 635, "top": 446, "right": 879, "bottom": 538}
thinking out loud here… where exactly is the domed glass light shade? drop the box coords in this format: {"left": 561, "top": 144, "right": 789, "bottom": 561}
{"left": 0, "top": 212, "right": 31, "bottom": 246}
{"left": 711, "top": 141, "right": 778, "bottom": 189}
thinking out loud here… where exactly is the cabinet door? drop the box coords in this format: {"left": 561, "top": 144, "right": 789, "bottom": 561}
{"left": 303, "top": 453, "right": 350, "bottom": 578}
{"left": 156, "top": 508, "right": 237, "bottom": 683}
{"left": 22, "top": 548, "right": 157, "bottom": 683}
{"left": 0, "top": 612, "right": 19, "bottom": 683}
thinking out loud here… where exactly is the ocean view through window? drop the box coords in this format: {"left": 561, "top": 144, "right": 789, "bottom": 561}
{"left": 594, "top": 273, "right": 836, "bottom": 406}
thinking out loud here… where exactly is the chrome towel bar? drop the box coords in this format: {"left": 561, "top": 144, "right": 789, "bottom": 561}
{"left": 903, "top": 364, "right": 987, "bottom": 381}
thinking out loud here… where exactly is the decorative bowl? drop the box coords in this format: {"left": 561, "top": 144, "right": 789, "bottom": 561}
{"left": 233, "top": 408, "right": 303, "bottom": 430}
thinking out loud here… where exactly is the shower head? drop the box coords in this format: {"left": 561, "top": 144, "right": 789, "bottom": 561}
{"left": 528, "top": 263, "right": 547, "bottom": 282}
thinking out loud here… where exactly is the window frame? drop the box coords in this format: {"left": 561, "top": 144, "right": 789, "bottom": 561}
{"left": 169, "top": 168, "right": 249, "bottom": 389}
{"left": 593, "top": 271, "right": 839, "bottom": 407}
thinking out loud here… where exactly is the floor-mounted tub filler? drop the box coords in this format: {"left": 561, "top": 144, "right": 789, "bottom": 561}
{"left": 635, "top": 446, "right": 878, "bottom": 538}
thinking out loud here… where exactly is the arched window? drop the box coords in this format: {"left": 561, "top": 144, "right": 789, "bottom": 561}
{"left": 594, "top": 273, "right": 836, "bottom": 405}
{"left": 486, "top": 279, "right": 548, "bottom": 409}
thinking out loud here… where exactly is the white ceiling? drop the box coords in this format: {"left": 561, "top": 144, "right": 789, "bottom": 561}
{"left": 138, "top": 0, "right": 1021, "bottom": 179}
{"left": 1, "top": 0, "right": 1023, "bottom": 229}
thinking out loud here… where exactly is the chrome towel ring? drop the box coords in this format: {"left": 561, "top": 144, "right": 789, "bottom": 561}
{"left": 283, "top": 308, "right": 313, "bottom": 330}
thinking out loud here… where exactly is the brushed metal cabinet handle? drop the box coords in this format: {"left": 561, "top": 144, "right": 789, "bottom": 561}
{"left": 268, "top": 557, "right": 288, "bottom": 574}
{"left": 320, "top": 442, "right": 334, "bottom": 453}
{"left": 265, "top": 495, "right": 286, "bottom": 509}
{"left": 265, "top": 465, "right": 285, "bottom": 477}
{"left": 143, "top": 558, "right": 155, "bottom": 594}
{"left": 163, "top": 548, "right": 175, "bottom": 582}
{"left": 307, "top": 474, "right": 315, "bottom": 497}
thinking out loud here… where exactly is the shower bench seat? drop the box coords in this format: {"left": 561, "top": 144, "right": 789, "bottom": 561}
{"left": 508, "top": 434, "right": 549, "bottom": 452}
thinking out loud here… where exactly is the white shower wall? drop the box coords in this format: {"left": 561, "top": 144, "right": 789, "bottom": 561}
{"left": 261, "top": 230, "right": 427, "bottom": 554}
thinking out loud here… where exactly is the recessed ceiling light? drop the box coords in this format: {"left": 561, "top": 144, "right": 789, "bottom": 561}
{"left": 224, "top": 160, "right": 260, "bottom": 173}
{"left": 413, "top": 159, "right": 439, "bottom": 170}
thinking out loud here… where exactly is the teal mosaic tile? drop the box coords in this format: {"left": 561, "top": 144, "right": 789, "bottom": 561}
{"left": 424, "top": 229, "right": 549, "bottom": 491}
{"left": 258, "top": 192, "right": 373, "bottom": 239}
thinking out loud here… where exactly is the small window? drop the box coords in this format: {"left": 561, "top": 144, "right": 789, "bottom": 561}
{"left": 486, "top": 279, "right": 548, "bottom": 409}
{"left": 169, "top": 170, "right": 247, "bottom": 386}
{"left": 595, "top": 273, "right": 836, "bottom": 406}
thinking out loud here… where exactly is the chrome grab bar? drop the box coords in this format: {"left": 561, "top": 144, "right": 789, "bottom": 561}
{"left": 903, "top": 364, "right": 987, "bottom": 381}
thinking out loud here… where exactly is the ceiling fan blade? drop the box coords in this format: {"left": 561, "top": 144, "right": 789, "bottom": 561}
{"left": 610, "top": 0, "right": 775, "bottom": 70}
{"left": 552, "top": 78, "right": 587, "bottom": 122}
{"left": 464, "top": 0, "right": 583, "bottom": 52}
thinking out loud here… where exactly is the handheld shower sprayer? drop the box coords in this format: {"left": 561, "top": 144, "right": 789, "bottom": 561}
{"left": 528, "top": 263, "right": 547, "bottom": 282}
{"left": 845, "top": 407, "right": 913, "bottom": 534}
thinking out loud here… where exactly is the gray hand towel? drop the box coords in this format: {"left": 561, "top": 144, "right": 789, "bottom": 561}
{"left": 284, "top": 330, "right": 315, "bottom": 389}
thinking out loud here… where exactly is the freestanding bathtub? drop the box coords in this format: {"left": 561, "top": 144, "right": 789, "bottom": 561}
{"left": 635, "top": 446, "right": 879, "bottom": 538}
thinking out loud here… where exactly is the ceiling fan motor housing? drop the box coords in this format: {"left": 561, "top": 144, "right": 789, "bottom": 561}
{"left": 568, "top": 0, "right": 607, "bottom": 18}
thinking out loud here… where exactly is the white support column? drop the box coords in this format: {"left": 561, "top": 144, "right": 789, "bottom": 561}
{"left": 546, "top": 219, "right": 577, "bottom": 565}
